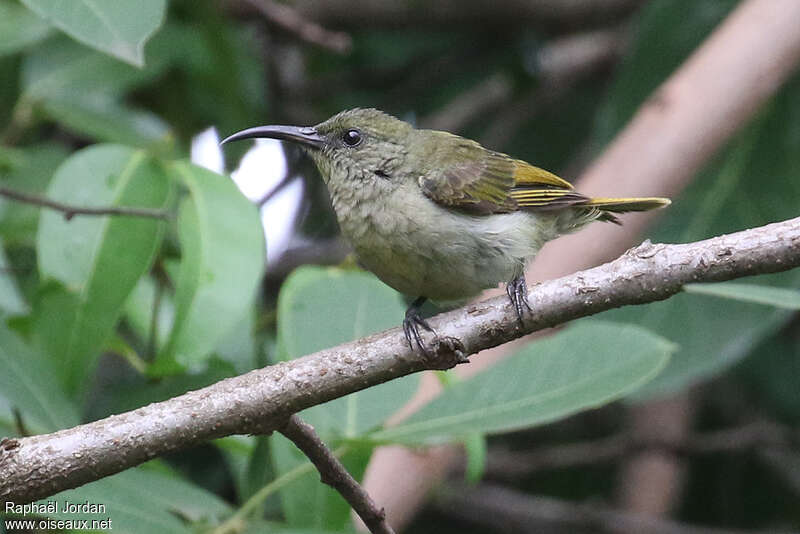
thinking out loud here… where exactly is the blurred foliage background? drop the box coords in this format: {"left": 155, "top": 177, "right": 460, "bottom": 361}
{"left": 1, "top": 0, "right": 799, "bottom": 533}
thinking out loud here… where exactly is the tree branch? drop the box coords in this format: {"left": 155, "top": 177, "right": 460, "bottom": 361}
{"left": 1, "top": 216, "right": 799, "bottom": 504}
{"left": 0, "top": 186, "right": 172, "bottom": 221}
{"left": 245, "top": 0, "right": 352, "bottom": 54}
{"left": 280, "top": 415, "right": 394, "bottom": 534}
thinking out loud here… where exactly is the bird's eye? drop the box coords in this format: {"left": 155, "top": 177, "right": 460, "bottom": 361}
{"left": 342, "top": 128, "right": 362, "bottom": 147}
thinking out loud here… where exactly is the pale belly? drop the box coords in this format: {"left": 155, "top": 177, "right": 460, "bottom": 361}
{"left": 340, "top": 206, "right": 555, "bottom": 302}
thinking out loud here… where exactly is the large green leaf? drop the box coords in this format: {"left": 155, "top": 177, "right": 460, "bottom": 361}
{"left": 41, "top": 94, "right": 170, "bottom": 147}
{"left": 277, "top": 267, "right": 418, "bottom": 438}
{"left": 0, "top": 322, "right": 79, "bottom": 433}
{"left": 22, "top": 36, "right": 159, "bottom": 102}
{"left": 35, "top": 145, "right": 172, "bottom": 394}
{"left": 370, "top": 321, "right": 673, "bottom": 445}
{"left": 0, "top": 0, "right": 52, "bottom": 57}
{"left": 20, "top": 0, "right": 165, "bottom": 67}
{"left": 589, "top": 0, "right": 800, "bottom": 399}
{"left": 155, "top": 162, "right": 264, "bottom": 371}
{"left": 272, "top": 267, "right": 419, "bottom": 529}
{"left": 19, "top": 36, "right": 174, "bottom": 145}
{"left": 684, "top": 283, "right": 800, "bottom": 310}
{"left": 37, "top": 465, "right": 231, "bottom": 534}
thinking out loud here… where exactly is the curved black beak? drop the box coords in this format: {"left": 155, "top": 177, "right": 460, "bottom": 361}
{"left": 221, "top": 125, "right": 325, "bottom": 149}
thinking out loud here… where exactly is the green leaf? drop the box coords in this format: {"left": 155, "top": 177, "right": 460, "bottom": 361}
{"left": 0, "top": 0, "right": 52, "bottom": 57}
{"left": 35, "top": 145, "right": 172, "bottom": 394}
{"left": 277, "top": 267, "right": 419, "bottom": 438}
{"left": 21, "top": 34, "right": 174, "bottom": 103}
{"left": 592, "top": 0, "right": 800, "bottom": 399}
{"left": 273, "top": 267, "right": 419, "bottom": 528}
{"left": 41, "top": 95, "right": 170, "bottom": 147}
{"left": 684, "top": 283, "right": 800, "bottom": 310}
{"left": 370, "top": 321, "right": 673, "bottom": 445}
{"left": 20, "top": 0, "right": 166, "bottom": 67}
{"left": 0, "top": 321, "right": 79, "bottom": 433}
{"left": 39, "top": 465, "right": 232, "bottom": 534}
{"left": 155, "top": 162, "right": 264, "bottom": 371}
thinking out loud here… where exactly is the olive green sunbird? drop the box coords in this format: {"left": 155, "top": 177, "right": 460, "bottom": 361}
{"left": 223, "top": 108, "right": 669, "bottom": 355}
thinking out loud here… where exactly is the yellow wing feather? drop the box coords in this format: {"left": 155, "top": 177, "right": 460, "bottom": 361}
{"left": 511, "top": 160, "right": 575, "bottom": 189}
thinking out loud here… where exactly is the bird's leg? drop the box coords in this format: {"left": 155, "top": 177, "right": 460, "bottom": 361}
{"left": 403, "top": 296, "right": 467, "bottom": 365}
{"left": 403, "top": 297, "right": 435, "bottom": 356}
{"left": 506, "top": 273, "right": 533, "bottom": 327}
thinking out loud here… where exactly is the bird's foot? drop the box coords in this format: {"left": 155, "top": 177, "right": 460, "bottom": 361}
{"left": 403, "top": 304, "right": 435, "bottom": 356}
{"left": 506, "top": 274, "right": 533, "bottom": 327}
{"left": 403, "top": 298, "right": 468, "bottom": 369}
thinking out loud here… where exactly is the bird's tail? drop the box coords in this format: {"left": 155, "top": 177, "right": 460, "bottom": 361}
{"left": 586, "top": 197, "right": 671, "bottom": 212}
{"left": 584, "top": 196, "right": 671, "bottom": 224}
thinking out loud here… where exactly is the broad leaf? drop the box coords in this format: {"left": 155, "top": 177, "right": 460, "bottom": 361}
{"left": 684, "top": 283, "right": 800, "bottom": 310}
{"left": 0, "top": 322, "right": 79, "bottom": 433}
{"left": 276, "top": 267, "right": 418, "bottom": 438}
{"left": 20, "top": 0, "right": 166, "bottom": 66}
{"left": 370, "top": 321, "right": 673, "bottom": 444}
{"left": 36, "top": 145, "right": 171, "bottom": 393}
{"left": 0, "top": 0, "right": 52, "bottom": 57}
{"left": 22, "top": 36, "right": 158, "bottom": 102}
{"left": 41, "top": 95, "right": 170, "bottom": 147}
{"left": 156, "top": 162, "right": 264, "bottom": 371}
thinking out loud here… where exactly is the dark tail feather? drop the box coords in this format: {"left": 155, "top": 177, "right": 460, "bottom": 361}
{"left": 586, "top": 197, "right": 670, "bottom": 225}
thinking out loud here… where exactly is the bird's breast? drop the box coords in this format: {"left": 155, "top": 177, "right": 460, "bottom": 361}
{"left": 328, "top": 184, "right": 548, "bottom": 301}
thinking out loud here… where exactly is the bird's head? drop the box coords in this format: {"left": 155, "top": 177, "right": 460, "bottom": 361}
{"left": 222, "top": 108, "right": 414, "bottom": 188}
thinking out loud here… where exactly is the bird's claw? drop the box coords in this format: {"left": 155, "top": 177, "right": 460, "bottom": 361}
{"left": 507, "top": 274, "right": 533, "bottom": 327}
{"left": 403, "top": 307, "right": 435, "bottom": 357}
{"left": 403, "top": 304, "right": 468, "bottom": 368}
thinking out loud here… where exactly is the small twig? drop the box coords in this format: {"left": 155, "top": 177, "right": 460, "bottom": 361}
{"left": 245, "top": 0, "right": 352, "bottom": 54}
{"left": 0, "top": 186, "right": 172, "bottom": 221}
{"left": 280, "top": 415, "right": 394, "bottom": 534}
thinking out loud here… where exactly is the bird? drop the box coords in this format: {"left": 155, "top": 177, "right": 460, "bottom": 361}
{"left": 223, "top": 108, "right": 670, "bottom": 356}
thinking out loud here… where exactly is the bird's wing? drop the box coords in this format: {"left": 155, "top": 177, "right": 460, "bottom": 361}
{"left": 508, "top": 159, "right": 589, "bottom": 210}
{"left": 418, "top": 140, "right": 587, "bottom": 214}
{"left": 418, "top": 147, "right": 517, "bottom": 213}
